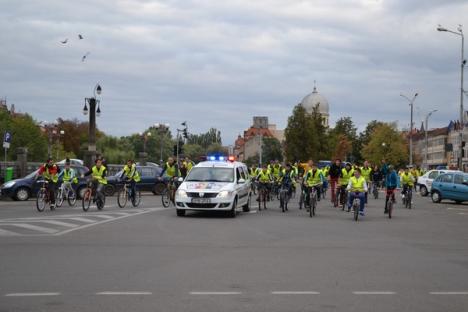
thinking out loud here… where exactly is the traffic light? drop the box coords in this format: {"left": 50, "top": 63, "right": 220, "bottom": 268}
{"left": 463, "top": 141, "right": 466, "bottom": 158}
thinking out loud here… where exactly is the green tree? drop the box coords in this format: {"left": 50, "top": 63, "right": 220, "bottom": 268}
{"left": 262, "top": 137, "right": 283, "bottom": 163}
{"left": 11, "top": 114, "right": 47, "bottom": 161}
{"left": 329, "top": 116, "right": 358, "bottom": 162}
{"left": 206, "top": 143, "right": 227, "bottom": 155}
{"left": 362, "top": 123, "right": 408, "bottom": 168}
{"left": 187, "top": 128, "right": 222, "bottom": 148}
{"left": 183, "top": 144, "right": 205, "bottom": 161}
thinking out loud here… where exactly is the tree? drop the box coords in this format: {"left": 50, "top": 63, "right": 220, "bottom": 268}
{"left": 329, "top": 116, "right": 358, "bottom": 162}
{"left": 206, "top": 143, "right": 227, "bottom": 155}
{"left": 356, "top": 120, "right": 385, "bottom": 162}
{"left": 285, "top": 104, "right": 316, "bottom": 162}
{"left": 332, "top": 134, "right": 351, "bottom": 161}
{"left": 183, "top": 144, "right": 205, "bottom": 161}
{"left": 187, "top": 128, "right": 222, "bottom": 148}
{"left": 10, "top": 114, "right": 47, "bottom": 161}
{"left": 262, "top": 137, "right": 283, "bottom": 163}
{"left": 362, "top": 123, "right": 408, "bottom": 168}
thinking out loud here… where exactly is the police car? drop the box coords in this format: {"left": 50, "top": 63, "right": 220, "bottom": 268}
{"left": 175, "top": 156, "right": 251, "bottom": 217}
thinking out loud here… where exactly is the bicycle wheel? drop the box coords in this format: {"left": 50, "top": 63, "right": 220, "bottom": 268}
{"left": 67, "top": 189, "right": 77, "bottom": 206}
{"left": 407, "top": 191, "right": 412, "bottom": 209}
{"left": 132, "top": 190, "right": 142, "bottom": 207}
{"left": 299, "top": 192, "right": 304, "bottom": 210}
{"left": 161, "top": 189, "right": 171, "bottom": 208}
{"left": 373, "top": 186, "right": 379, "bottom": 199}
{"left": 117, "top": 188, "right": 127, "bottom": 208}
{"left": 82, "top": 189, "right": 92, "bottom": 212}
{"left": 36, "top": 189, "right": 47, "bottom": 212}
{"left": 97, "top": 195, "right": 105, "bottom": 210}
{"left": 342, "top": 191, "right": 347, "bottom": 211}
{"left": 388, "top": 201, "right": 393, "bottom": 219}
{"left": 309, "top": 194, "right": 315, "bottom": 218}
{"left": 279, "top": 191, "right": 284, "bottom": 211}
{"left": 354, "top": 201, "right": 359, "bottom": 221}
{"left": 56, "top": 188, "right": 64, "bottom": 207}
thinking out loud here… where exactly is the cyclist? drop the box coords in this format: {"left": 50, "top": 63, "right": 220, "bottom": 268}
{"left": 410, "top": 166, "right": 419, "bottom": 191}
{"left": 361, "top": 160, "right": 372, "bottom": 204}
{"left": 84, "top": 158, "right": 107, "bottom": 205}
{"left": 385, "top": 165, "right": 398, "bottom": 214}
{"left": 120, "top": 159, "right": 140, "bottom": 201}
{"left": 181, "top": 156, "right": 195, "bottom": 178}
{"left": 278, "top": 164, "right": 294, "bottom": 212}
{"left": 339, "top": 163, "right": 354, "bottom": 205}
{"left": 347, "top": 168, "right": 368, "bottom": 216}
{"left": 256, "top": 164, "right": 272, "bottom": 209}
{"left": 36, "top": 158, "right": 60, "bottom": 210}
{"left": 249, "top": 164, "right": 260, "bottom": 179}
{"left": 380, "top": 159, "right": 388, "bottom": 187}
{"left": 328, "top": 159, "right": 342, "bottom": 205}
{"left": 371, "top": 165, "right": 383, "bottom": 189}
{"left": 400, "top": 167, "right": 414, "bottom": 202}
{"left": 304, "top": 163, "right": 323, "bottom": 206}
{"left": 57, "top": 158, "right": 78, "bottom": 199}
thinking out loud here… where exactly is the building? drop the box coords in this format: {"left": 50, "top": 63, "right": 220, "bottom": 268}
{"left": 233, "top": 117, "right": 285, "bottom": 162}
{"left": 299, "top": 83, "right": 330, "bottom": 127}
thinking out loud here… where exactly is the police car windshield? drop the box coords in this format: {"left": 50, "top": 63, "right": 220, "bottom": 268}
{"left": 185, "top": 167, "right": 234, "bottom": 183}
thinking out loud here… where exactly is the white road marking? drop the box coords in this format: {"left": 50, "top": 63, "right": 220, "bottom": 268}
{"left": 0, "top": 228, "right": 19, "bottom": 236}
{"left": 430, "top": 292, "right": 468, "bottom": 295}
{"left": 272, "top": 291, "right": 320, "bottom": 295}
{"left": 353, "top": 291, "right": 396, "bottom": 295}
{"left": 68, "top": 217, "right": 97, "bottom": 223}
{"left": 190, "top": 292, "right": 242, "bottom": 295}
{"left": 5, "top": 292, "right": 60, "bottom": 297}
{"left": 92, "top": 215, "right": 115, "bottom": 219}
{"left": 249, "top": 210, "right": 258, "bottom": 214}
{"left": 457, "top": 213, "right": 466, "bottom": 215}
{"left": 96, "top": 291, "right": 152, "bottom": 295}
{"left": 9, "top": 223, "right": 58, "bottom": 234}
{"left": 37, "top": 220, "right": 79, "bottom": 228}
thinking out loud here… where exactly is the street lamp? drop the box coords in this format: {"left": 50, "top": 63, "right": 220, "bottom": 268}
{"left": 401, "top": 92, "right": 418, "bottom": 167}
{"left": 83, "top": 83, "right": 102, "bottom": 168}
{"left": 437, "top": 24, "right": 465, "bottom": 170}
{"left": 57, "top": 130, "right": 65, "bottom": 160}
{"left": 139, "top": 131, "right": 152, "bottom": 154}
{"left": 424, "top": 110, "right": 438, "bottom": 170}
{"left": 154, "top": 123, "right": 170, "bottom": 165}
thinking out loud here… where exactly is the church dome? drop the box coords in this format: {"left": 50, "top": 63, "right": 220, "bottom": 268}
{"left": 300, "top": 86, "right": 329, "bottom": 116}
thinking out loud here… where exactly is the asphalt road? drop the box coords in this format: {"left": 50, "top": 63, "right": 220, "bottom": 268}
{"left": 0, "top": 190, "right": 467, "bottom": 312}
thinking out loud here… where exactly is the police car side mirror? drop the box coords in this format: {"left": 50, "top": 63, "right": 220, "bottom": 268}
{"left": 238, "top": 178, "right": 246, "bottom": 184}
{"left": 178, "top": 177, "right": 184, "bottom": 183}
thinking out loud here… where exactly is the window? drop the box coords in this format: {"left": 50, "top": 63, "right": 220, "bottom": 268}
{"left": 454, "top": 174, "right": 463, "bottom": 185}
{"left": 140, "top": 167, "right": 154, "bottom": 177}
{"left": 186, "top": 168, "right": 234, "bottom": 183}
{"left": 236, "top": 168, "right": 242, "bottom": 182}
{"left": 428, "top": 171, "right": 439, "bottom": 179}
{"left": 439, "top": 174, "right": 454, "bottom": 183}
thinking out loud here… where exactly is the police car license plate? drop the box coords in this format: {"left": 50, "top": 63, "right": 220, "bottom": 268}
{"left": 192, "top": 198, "right": 211, "bottom": 204}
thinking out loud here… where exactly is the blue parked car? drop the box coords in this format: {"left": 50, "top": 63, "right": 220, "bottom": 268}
{"left": 105, "top": 165, "right": 164, "bottom": 196}
{"left": 0, "top": 165, "right": 89, "bottom": 201}
{"left": 431, "top": 172, "right": 468, "bottom": 204}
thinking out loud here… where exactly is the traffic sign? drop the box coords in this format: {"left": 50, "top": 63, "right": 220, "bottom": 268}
{"left": 3, "top": 131, "right": 11, "bottom": 149}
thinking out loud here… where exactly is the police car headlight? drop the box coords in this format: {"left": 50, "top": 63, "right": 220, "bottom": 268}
{"left": 176, "top": 190, "right": 188, "bottom": 198}
{"left": 217, "top": 190, "right": 232, "bottom": 198}
{"left": 3, "top": 181, "right": 15, "bottom": 188}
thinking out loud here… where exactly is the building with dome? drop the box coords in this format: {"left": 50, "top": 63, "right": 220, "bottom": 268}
{"left": 300, "top": 83, "right": 330, "bottom": 127}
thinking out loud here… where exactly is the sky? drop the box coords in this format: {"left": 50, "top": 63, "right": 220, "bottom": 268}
{"left": 1, "top": 0, "right": 467, "bottom": 145}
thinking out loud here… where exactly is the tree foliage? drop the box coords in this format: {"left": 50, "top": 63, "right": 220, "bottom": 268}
{"left": 362, "top": 123, "right": 408, "bottom": 167}
{"left": 262, "top": 137, "right": 283, "bottom": 163}
{"left": 187, "top": 128, "right": 222, "bottom": 148}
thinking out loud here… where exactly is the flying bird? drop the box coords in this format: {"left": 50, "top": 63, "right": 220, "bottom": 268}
{"left": 81, "top": 52, "right": 90, "bottom": 62}
{"left": 78, "top": 34, "right": 83, "bottom": 39}
{"left": 61, "top": 38, "right": 68, "bottom": 44}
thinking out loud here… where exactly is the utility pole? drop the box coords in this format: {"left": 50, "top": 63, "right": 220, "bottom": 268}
{"left": 401, "top": 92, "right": 418, "bottom": 166}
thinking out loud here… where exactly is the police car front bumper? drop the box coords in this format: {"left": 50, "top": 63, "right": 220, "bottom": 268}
{"left": 175, "top": 191, "right": 235, "bottom": 211}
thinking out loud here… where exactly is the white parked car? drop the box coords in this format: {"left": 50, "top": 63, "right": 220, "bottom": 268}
{"left": 174, "top": 157, "right": 251, "bottom": 217}
{"left": 418, "top": 169, "right": 462, "bottom": 196}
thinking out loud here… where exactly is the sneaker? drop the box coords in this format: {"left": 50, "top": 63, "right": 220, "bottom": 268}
{"left": 50, "top": 204, "right": 55, "bottom": 210}
{"left": 359, "top": 211, "right": 365, "bottom": 216}
{"left": 384, "top": 209, "right": 389, "bottom": 214}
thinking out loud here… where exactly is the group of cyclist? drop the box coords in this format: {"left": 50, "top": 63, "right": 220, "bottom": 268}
{"left": 250, "top": 158, "right": 423, "bottom": 217}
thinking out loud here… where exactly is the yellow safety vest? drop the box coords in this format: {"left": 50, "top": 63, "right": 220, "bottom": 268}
{"left": 361, "top": 167, "right": 372, "bottom": 182}
{"left": 401, "top": 173, "right": 414, "bottom": 186}
{"left": 92, "top": 165, "right": 107, "bottom": 185}
{"left": 43, "top": 165, "right": 59, "bottom": 183}
{"left": 257, "top": 171, "right": 271, "bottom": 183}
{"left": 249, "top": 168, "right": 259, "bottom": 177}
{"left": 63, "top": 168, "right": 78, "bottom": 184}
{"left": 349, "top": 176, "right": 366, "bottom": 192}
{"left": 165, "top": 162, "right": 177, "bottom": 177}
{"left": 340, "top": 168, "right": 354, "bottom": 186}
{"left": 123, "top": 164, "right": 141, "bottom": 182}
{"left": 305, "top": 169, "right": 322, "bottom": 187}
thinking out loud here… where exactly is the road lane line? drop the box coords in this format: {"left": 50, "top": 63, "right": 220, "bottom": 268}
{"left": 54, "top": 209, "right": 154, "bottom": 236}
{"left": 5, "top": 292, "right": 60, "bottom": 297}
{"left": 272, "top": 291, "right": 320, "bottom": 295}
{"left": 96, "top": 291, "right": 152, "bottom": 295}
{"left": 38, "top": 220, "right": 79, "bottom": 228}
{"left": 9, "top": 223, "right": 58, "bottom": 234}
{"left": 430, "top": 292, "right": 468, "bottom": 295}
{"left": 0, "top": 227, "right": 20, "bottom": 236}
{"left": 68, "top": 217, "right": 96, "bottom": 223}
{"left": 190, "top": 292, "right": 242, "bottom": 295}
{"left": 91, "top": 215, "right": 115, "bottom": 219}
{"left": 353, "top": 291, "right": 396, "bottom": 295}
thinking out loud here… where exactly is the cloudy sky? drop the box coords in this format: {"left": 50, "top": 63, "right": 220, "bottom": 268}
{"left": 1, "top": 0, "right": 467, "bottom": 144}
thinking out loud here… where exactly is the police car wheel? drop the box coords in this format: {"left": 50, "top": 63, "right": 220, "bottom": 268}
{"left": 420, "top": 186, "right": 428, "bottom": 197}
{"left": 229, "top": 199, "right": 237, "bottom": 218}
{"left": 242, "top": 195, "right": 250, "bottom": 212}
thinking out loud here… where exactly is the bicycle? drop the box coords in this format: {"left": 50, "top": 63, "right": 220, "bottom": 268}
{"left": 386, "top": 189, "right": 396, "bottom": 219}
{"left": 404, "top": 187, "right": 412, "bottom": 209}
{"left": 82, "top": 180, "right": 105, "bottom": 212}
{"left": 36, "top": 180, "right": 53, "bottom": 212}
{"left": 372, "top": 181, "right": 379, "bottom": 199}
{"left": 250, "top": 180, "right": 257, "bottom": 195}
{"left": 279, "top": 185, "right": 290, "bottom": 212}
{"left": 56, "top": 182, "right": 77, "bottom": 207}
{"left": 351, "top": 192, "right": 361, "bottom": 221}
{"left": 118, "top": 180, "right": 141, "bottom": 208}
{"left": 335, "top": 186, "right": 347, "bottom": 211}
{"left": 161, "top": 177, "right": 180, "bottom": 208}
{"left": 308, "top": 186, "right": 318, "bottom": 217}
{"left": 257, "top": 183, "right": 268, "bottom": 211}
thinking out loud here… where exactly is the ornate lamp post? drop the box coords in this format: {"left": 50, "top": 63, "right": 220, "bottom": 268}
{"left": 83, "top": 84, "right": 102, "bottom": 168}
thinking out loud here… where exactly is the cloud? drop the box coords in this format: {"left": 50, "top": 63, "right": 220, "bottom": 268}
{"left": 0, "top": 0, "right": 466, "bottom": 146}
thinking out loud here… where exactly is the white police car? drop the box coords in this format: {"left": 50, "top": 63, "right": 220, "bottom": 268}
{"left": 175, "top": 156, "right": 251, "bottom": 217}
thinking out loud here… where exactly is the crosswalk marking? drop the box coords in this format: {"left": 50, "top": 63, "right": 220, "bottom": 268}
{"left": 0, "top": 208, "right": 162, "bottom": 237}
{"left": 8, "top": 223, "right": 58, "bottom": 234}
